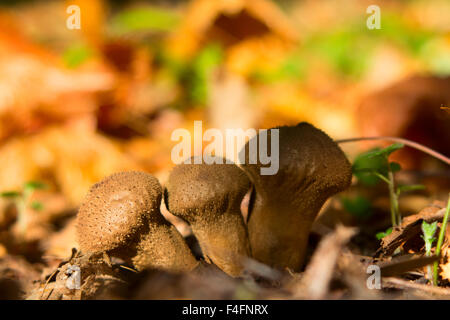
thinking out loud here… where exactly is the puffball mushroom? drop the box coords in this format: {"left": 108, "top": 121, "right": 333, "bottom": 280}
{"left": 76, "top": 171, "right": 198, "bottom": 273}
{"left": 240, "top": 122, "right": 352, "bottom": 271}
{"left": 165, "top": 157, "right": 251, "bottom": 277}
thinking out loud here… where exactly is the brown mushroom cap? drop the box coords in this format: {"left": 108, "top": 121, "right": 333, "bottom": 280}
{"left": 76, "top": 171, "right": 161, "bottom": 253}
{"left": 76, "top": 171, "right": 198, "bottom": 272}
{"left": 165, "top": 157, "right": 251, "bottom": 276}
{"left": 240, "top": 122, "right": 352, "bottom": 270}
{"left": 165, "top": 158, "right": 250, "bottom": 222}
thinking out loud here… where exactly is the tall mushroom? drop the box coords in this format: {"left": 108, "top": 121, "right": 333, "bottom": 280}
{"left": 76, "top": 171, "right": 198, "bottom": 273}
{"left": 240, "top": 122, "right": 352, "bottom": 271}
{"left": 164, "top": 157, "right": 251, "bottom": 277}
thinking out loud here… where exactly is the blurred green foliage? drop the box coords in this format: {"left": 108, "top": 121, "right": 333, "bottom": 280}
{"left": 63, "top": 44, "right": 93, "bottom": 69}
{"left": 189, "top": 44, "right": 224, "bottom": 105}
{"left": 0, "top": 181, "right": 47, "bottom": 215}
{"left": 341, "top": 195, "right": 373, "bottom": 219}
{"left": 49, "top": 2, "right": 449, "bottom": 108}
{"left": 164, "top": 44, "right": 224, "bottom": 108}
{"left": 110, "top": 6, "right": 180, "bottom": 33}
{"left": 254, "top": 10, "right": 445, "bottom": 84}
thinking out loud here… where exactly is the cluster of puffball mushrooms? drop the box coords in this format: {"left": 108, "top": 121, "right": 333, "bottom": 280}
{"left": 76, "top": 122, "right": 352, "bottom": 277}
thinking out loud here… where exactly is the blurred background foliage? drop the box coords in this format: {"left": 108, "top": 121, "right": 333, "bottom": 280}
{"left": 0, "top": 0, "right": 448, "bottom": 254}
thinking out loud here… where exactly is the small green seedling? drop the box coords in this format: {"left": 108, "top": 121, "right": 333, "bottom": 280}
{"left": 421, "top": 221, "right": 437, "bottom": 255}
{"left": 352, "top": 143, "right": 425, "bottom": 227}
{"left": 421, "top": 220, "right": 438, "bottom": 283}
{"left": 0, "top": 181, "right": 46, "bottom": 235}
{"left": 376, "top": 227, "right": 393, "bottom": 240}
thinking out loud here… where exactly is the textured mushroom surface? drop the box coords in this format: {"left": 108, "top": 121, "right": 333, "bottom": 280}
{"left": 165, "top": 158, "right": 251, "bottom": 277}
{"left": 240, "top": 122, "right": 352, "bottom": 271}
{"left": 77, "top": 171, "right": 160, "bottom": 253}
{"left": 76, "top": 171, "right": 198, "bottom": 272}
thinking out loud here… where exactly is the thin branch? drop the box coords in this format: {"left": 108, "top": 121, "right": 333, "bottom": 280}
{"left": 383, "top": 277, "right": 450, "bottom": 296}
{"left": 372, "top": 172, "right": 390, "bottom": 184}
{"left": 335, "top": 136, "right": 450, "bottom": 165}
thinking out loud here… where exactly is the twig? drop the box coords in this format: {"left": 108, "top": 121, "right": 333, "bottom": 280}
{"left": 335, "top": 136, "right": 450, "bottom": 165}
{"left": 40, "top": 268, "right": 59, "bottom": 300}
{"left": 383, "top": 277, "right": 450, "bottom": 296}
{"left": 119, "top": 265, "right": 138, "bottom": 273}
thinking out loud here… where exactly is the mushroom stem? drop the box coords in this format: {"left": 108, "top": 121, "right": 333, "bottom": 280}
{"left": 165, "top": 157, "right": 252, "bottom": 277}
{"left": 133, "top": 222, "right": 199, "bottom": 272}
{"left": 240, "top": 122, "right": 352, "bottom": 271}
{"left": 190, "top": 212, "right": 250, "bottom": 276}
{"left": 247, "top": 195, "right": 323, "bottom": 270}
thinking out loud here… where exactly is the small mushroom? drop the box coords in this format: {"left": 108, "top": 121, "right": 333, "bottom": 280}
{"left": 76, "top": 171, "right": 198, "bottom": 273}
{"left": 240, "top": 122, "right": 352, "bottom": 271}
{"left": 165, "top": 157, "right": 251, "bottom": 277}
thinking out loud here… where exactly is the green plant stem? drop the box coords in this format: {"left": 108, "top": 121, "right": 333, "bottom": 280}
{"left": 388, "top": 168, "right": 401, "bottom": 226}
{"left": 373, "top": 169, "right": 399, "bottom": 227}
{"left": 387, "top": 170, "right": 400, "bottom": 226}
{"left": 373, "top": 172, "right": 390, "bottom": 184}
{"left": 433, "top": 194, "right": 450, "bottom": 286}
{"left": 16, "top": 189, "right": 32, "bottom": 236}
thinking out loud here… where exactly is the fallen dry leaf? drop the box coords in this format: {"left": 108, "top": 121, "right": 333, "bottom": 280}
{"left": 358, "top": 75, "right": 450, "bottom": 169}
{"left": 291, "top": 225, "right": 357, "bottom": 299}
{"left": 376, "top": 201, "right": 446, "bottom": 257}
{"left": 440, "top": 246, "right": 450, "bottom": 281}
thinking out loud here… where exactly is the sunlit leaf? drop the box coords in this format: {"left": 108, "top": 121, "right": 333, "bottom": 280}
{"left": 421, "top": 221, "right": 437, "bottom": 254}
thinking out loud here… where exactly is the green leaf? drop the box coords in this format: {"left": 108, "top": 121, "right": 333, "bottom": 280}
{"left": 421, "top": 221, "right": 438, "bottom": 240}
{"left": 24, "top": 181, "right": 46, "bottom": 191}
{"left": 341, "top": 195, "right": 372, "bottom": 219}
{"left": 389, "top": 162, "right": 402, "bottom": 173}
{"left": 0, "top": 191, "right": 21, "bottom": 198}
{"left": 352, "top": 144, "right": 404, "bottom": 186}
{"left": 352, "top": 148, "right": 388, "bottom": 186}
{"left": 376, "top": 227, "right": 393, "bottom": 240}
{"left": 421, "top": 220, "right": 438, "bottom": 255}
{"left": 30, "top": 201, "right": 44, "bottom": 211}
{"left": 363, "top": 143, "right": 404, "bottom": 159}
